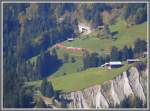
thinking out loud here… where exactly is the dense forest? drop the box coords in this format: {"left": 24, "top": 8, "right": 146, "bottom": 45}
{"left": 3, "top": 3, "right": 147, "bottom": 108}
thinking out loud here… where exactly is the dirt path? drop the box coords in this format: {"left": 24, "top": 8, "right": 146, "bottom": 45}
{"left": 53, "top": 44, "right": 86, "bottom": 53}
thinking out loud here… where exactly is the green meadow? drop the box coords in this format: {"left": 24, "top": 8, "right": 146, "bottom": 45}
{"left": 25, "top": 64, "right": 132, "bottom": 93}
{"left": 26, "top": 18, "right": 147, "bottom": 93}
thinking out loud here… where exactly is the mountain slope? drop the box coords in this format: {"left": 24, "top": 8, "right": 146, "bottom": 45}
{"left": 56, "top": 67, "right": 147, "bottom": 108}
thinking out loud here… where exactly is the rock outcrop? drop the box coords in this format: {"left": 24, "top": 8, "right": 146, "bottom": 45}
{"left": 58, "top": 67, "right": 147, "bottom": 108}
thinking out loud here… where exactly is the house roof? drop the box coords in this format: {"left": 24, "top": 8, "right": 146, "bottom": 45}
{"left": 109, "top": 61, "right": 122, "bottom": 65}
{"left": 67, "top": 38, "right": 74, "bottom": 40}
{"left": 144, "top": 51, "right": 148, "bottom": 54}
{"left": 127, "top": 59, "right": 140, "bottom": 61}
{"left": 78, "top": 22, "right": 92, "bottom": 34}
{"left": 101, "top": 63, "right": 109, "bottom": 67}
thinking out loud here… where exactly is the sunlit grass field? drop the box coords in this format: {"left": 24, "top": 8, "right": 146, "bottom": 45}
{"left": 26, "top": 18, "right": 147, "bottom": 93}
{"left": 25, "top": 64, "right": 132, "bottom": 93}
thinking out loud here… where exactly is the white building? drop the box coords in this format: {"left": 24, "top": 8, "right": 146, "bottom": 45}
{"left": 78, "top": 23, "right": 92, "bottom": 35}
{"left": 67, "top": 38, "right": 74, "bottom": 41}
{"left": 143, "top": 51, "right": 148, "bottom": 57}
{"left": 127, "top": 59, "right": 141, "bottom": 64}
{"left": 98, "top": 25, "right": 104, "bottom": 29}
{"left": 101, "top": 61, "right": 123, "bottom": 69}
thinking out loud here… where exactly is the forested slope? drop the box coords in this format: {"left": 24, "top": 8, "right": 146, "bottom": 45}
{"left": 3, "top": 3, "right": 147, "bottom": 108}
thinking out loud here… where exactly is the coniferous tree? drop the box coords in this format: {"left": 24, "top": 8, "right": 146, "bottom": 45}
{"left": 134, "top": 38, "right": 147, "bottom": 57}
{"left": 89, "top": 52, "right": 99, "bottom": 67}
{"left": 120, "top": 95, "right": 132, "bottom": 108}
{"left": 122, "top": 45, "right": 129, "bottom": 61}
{"left": 128, "top": 47, "right": 134, "bottom": 59}
{"left": 71, "top": 56, "right": 76, "bottom": 63}
{"left": 83, "top": 50, "right": 90, "bottom": 69}
{"left": 123, "top": 3, "right": 147, "bottom": 25}
{"left": 135, "top": 8, "right": 147, "bottom": 24}
{"left": 103, "top": 25, "right": 112, "bottom": 38}
{"left": 110, "top": 46, "right": 119, "bottom": 61}
{"left": 105, "top": 55, "right": 111, "bottom": 63}
{"left": 98, "top": 56, "right": 104, "bottom": 66}
{"left": 36, "top": 51, "right": 62, "bottom": 77}
{"left": 118, "top": 50, "right": 123, "bottom": 61}
{"left": 63, "top": 53, "right": 69, "bottom": 63}
{"left": 135, "top": 97, "right": 143, "bottom": 108}
{"left": 40, "top": 78, "right": 54, "bottom": 98}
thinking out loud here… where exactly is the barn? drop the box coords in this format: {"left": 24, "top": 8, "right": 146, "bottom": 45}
{"left": 109, "top": 61, "right": 123, "bottom": 68}
{"left": 127, "top": 59, "right": 141, "bottom": 64}
{"left": 101, "top": 61, "right": 123, "bottom": 69}
{"left": 67, "top": 38, "right": 74, "bottom": 42}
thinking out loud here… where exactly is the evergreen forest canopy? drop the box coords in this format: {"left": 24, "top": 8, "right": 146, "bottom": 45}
{"left": 3, "top": 3, "right": 147, "bottom": 108}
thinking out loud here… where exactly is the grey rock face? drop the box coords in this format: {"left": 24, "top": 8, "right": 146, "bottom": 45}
{"left": 57, "top": 67, "right": 147, "bottom": 108}
{"left": 113, "top": 71, "right": 133, "bottom": 103}
{"left": 127, "top": 67, "right": 146, "bottom": 103}
{"left": 140, "top": 69, "right": 148, "bottom": 97}
{"left": 60, "top": 85, "right": 109, "bottom": 108}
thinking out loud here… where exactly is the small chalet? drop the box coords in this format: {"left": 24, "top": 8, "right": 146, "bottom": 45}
{"left": 98, "top": 25, "right": 104, "bottom": 30}
{"left": 67, "top": 38, "right": 74, "bottom": 42}
{"left": 101, "top": 63, "right": 109, "bottom": 67}
{"left": 78, "top": 23, "right": 92, "bottom": 35}
{"left": 101, "top": 61, "right": 123, "bottom": 69}
{"left": 109, "top": 61, "right": 123, "bottom": 69}
{"left": 143, "top": 51, "right": 148, "bottom": 57}
{"left": 127, "top": 59, "right": 141, "bottom": 64}
{"left": 58, "top": 16, "right": 65, "bottom": 23}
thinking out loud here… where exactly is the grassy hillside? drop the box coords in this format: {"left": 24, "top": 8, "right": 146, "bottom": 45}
{"left": 26, "top": 18, "right": 147, "bottom": 93}
{"left": 51, "top": 48, "right": 84, "bottom": 77}
{"left": 62, "top": 19, "right": 147, "bottom": 54}
{"left": 109, "top": 18, "right": 147, "bottom": 48}
{"left": 51, "top": 64, "right": 131, "bottom": 92}
{"left": 52, "top": 56, "right": 83, "bottom": 77}
{"left": 25, "top": 63, "right": 132, "bottom": 93}
{"left": 28, "top": 18, "right": 147, "bottom": 78}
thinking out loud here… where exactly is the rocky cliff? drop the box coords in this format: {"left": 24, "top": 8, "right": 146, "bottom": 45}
{"left": 57, "top": 67, "right": 148, "bottom": 108}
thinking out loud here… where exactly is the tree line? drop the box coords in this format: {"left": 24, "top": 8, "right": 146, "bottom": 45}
{"left": 116, "top": 94, "right": 147, "bottom": 108}
{"left": 3, "top": 3, "right": 147, "bottom": 108}
{"left": 83, "top": 38, "right": 147, "bottom": 69}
